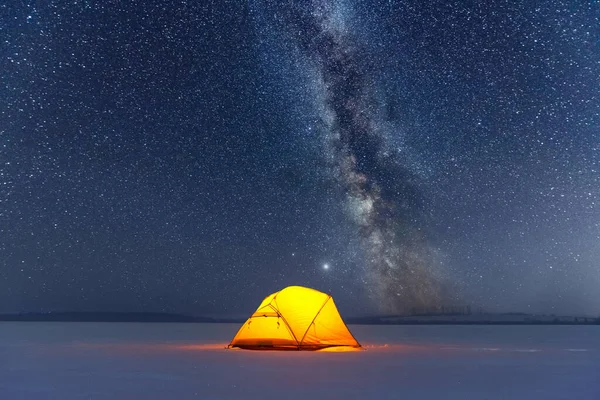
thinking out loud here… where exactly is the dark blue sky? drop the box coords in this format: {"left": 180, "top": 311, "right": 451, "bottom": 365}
{"left": 2, "top": 0, "right": 599, "bottom": 317}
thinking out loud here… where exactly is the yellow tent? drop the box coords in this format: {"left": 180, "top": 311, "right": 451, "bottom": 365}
{"left": 228, "top": 286, "right": 361, "bottom": 351}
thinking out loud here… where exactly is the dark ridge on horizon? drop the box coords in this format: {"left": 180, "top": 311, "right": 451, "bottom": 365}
{"left": 0, "top": 312, "right": 244, "bottom": 323}
{"left": 346, "top": 318, "right": 600, "bottom": 326}
{"left": 0, "top": 311, "right": 598, "bottom": 325}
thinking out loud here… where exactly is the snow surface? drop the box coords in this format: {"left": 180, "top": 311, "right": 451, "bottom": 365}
{"left": 1, "top": 322, "right": 598, "bottom": 399}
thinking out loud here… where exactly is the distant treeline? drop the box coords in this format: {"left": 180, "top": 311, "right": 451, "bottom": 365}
{"left": 408, "top": 305, "right": 473, "bottom": 316}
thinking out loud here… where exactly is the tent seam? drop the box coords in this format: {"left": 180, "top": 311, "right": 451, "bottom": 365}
{"left": 298, "top": 295, "right": 332, "bottom": 347}
{"left": 267, "top": 304, "right": 300, "bottom": 346}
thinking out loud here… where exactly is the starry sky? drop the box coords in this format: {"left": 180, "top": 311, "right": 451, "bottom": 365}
{"left": 2, "top": 0, "right": 599, "bottom": 317}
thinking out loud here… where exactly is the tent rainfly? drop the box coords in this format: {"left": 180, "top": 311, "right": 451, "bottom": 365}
{"left": 228, "top": 285, "right": 361, "bottom": 351}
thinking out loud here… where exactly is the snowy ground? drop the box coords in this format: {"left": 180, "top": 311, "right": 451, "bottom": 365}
{"left": 1, "top": 322, "right": 598, "bottom": 399}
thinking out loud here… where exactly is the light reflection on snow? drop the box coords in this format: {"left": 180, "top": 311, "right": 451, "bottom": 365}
{"left": 64, "top": 342, "right": 591, "bottom": 356}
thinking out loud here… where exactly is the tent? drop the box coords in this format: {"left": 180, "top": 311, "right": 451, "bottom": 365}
{"left": 228, "top": 285, "right": 361, "bottom": 351}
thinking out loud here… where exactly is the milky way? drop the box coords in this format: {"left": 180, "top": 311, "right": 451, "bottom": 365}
{"left": 273, "top": 0, "right": 449, "bottom": 313}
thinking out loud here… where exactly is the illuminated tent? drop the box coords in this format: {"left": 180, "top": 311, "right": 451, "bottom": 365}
{"left": 228, "top": 285, "right": 361, "bottom": 351}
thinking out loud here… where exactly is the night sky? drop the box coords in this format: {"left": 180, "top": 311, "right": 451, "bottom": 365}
{"left": 2, "top": 0, "right": 599, "bottom": 317}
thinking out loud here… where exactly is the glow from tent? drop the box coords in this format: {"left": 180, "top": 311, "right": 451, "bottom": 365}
{"left": 228, "top": 286, "right": 361, "bottom": 351}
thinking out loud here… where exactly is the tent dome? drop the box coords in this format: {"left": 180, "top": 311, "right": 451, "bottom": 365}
{"left": 228, "top": 286, "right": 361, "bottom": 351}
